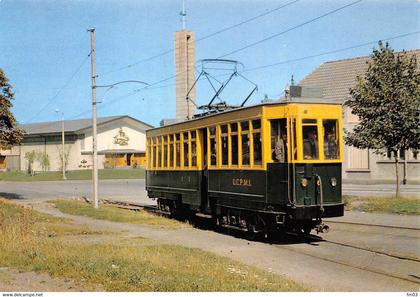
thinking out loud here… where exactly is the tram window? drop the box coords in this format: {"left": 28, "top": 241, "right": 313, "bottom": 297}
{"left": 252, "top": 120, "right": 261, "bottom": 130}
{"left": 147, "top": 138, "right": 151, "bottom": 168}
{"left": 169, "top": 135, "right": 174, "bottom": 167}
{"left": 241, "top": 121, "right": 249, "bottom": 131}
{"left": 191, "top": 131, "right": 197, "bottom": 167}
{"left": 191, "top": 141, "right": 197, "bottom": 166}
{"left": 221, "top": 134, "right": 228, "bottom": 165}
{"left": 303, "top": 119, "right": 317, "bottom": 124}
{"left": 221, "top": 124, "right": 228, "bottom": 134}
{"left": 209, "top": 127, "right": 217, "bottom": 166}
{"left": 241, "top": 133, "right": 250, "bottom": 165}
{"left": 292, "top": 119, "right": 298, "bottom": 160}
{"left": 183, "top": 132, "right": 189, "bottom": 167}
{"left": 270, "top": 119, "right": 287, "bottom": 162}
{"left": 323, "top": 120, "right": 339, "bottom": 160}
{"left": 253, "top": 132, "right": 262, "bottom": 165}
{"left": 152, "top": 138, "right": 156, "bottom": 168}
{"left": 303, "top": 125, "right": 319, "bottom": 160}
{"left": 163, "top": 136, "right": 168, "bottom": 167}
{"left": 175, "top": 134, "right": 180, "bottom": 167}
{"left": 156, "top": 137, "right": 162, "bottom": 167}
{"left": 230, "top": 123, "right": 238, "bottom": 165}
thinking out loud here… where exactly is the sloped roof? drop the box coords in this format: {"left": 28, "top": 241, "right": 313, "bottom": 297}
{"left": 20, "top": 115, "right": 153, "bottom": 135}
{"left": 299, "top": 49, "right": 420, "bottom": 100}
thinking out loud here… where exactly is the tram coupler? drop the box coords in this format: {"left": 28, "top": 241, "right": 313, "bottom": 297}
{"left": 315, "top": 223, "right": 329, "bottom": 234}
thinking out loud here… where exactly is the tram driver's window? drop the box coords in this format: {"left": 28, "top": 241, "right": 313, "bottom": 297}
{"left": 241, "top": 121, "right": 250, "bottom": 165}
{"left": 270, "top": 119, "right": 287, "bottom": 162}
{"left": 323, "top": 120, "right": 339, "bottom": 160}
{"left": 302, "top": 125, "right": 319, "bottom": 160}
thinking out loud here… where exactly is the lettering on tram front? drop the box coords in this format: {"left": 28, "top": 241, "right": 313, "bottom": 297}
{"left": 232, "top": 178, "right": 252, "bottom": 187}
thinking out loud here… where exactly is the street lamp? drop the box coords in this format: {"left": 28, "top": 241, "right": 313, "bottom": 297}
{"left": 55, "top": 109, "right": 66, "bottom": 180}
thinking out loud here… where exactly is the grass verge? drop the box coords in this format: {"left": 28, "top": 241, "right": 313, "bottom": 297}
{"left": 0, "top": 199, "right": 306, "bottom": 291}
{"left": 344, "top": 195, "right": 420, "bottom": 215}
{"left": 50, "top": 199, "right": 187, "bottom": 229}
{"left": 0, "top": 168, "right": 145, "bottom": 181}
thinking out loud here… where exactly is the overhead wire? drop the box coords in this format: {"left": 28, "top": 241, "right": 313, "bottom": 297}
{"left": 25, "top": 52, "right": 91, "bottom": 124}
{"left": 107, "top": 0, "right": 363, "bottom": 94}
{"left": 99, "top": 0, "right": 301, "bottom": 76}
{"left": 64, "top": 29, "right": 420, "bottom": 121}
{"left": 218, "top": 0, "right": 363, "bottom": 58}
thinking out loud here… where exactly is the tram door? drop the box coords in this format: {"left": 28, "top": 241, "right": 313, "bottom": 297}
{"left": 200, "top": 128, "right": 210, "bottom": 213}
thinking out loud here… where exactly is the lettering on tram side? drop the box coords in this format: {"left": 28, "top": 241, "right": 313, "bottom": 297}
{"left": 232, "top": 178, "right": 252, "bottom": 187}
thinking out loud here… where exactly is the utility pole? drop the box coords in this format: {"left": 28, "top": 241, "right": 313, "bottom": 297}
{"left": 56, "top": 109, "right": 66, "bottom": 180}
{"left": 88, "top": 28, "right": 99, "bottom": 209}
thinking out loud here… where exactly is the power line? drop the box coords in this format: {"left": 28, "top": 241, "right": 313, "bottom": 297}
{"left": 105, "top": 0, "right": 363, "bottom": 94}
{"left": 242, "top": 30, "right": 420, "bottom": 73}
{"left": 25, "top": 52, "right": 91, "bottom": 124}
{"left": 218, "top": 0, "right": 363, "bottom": 58}
{"left": 99, "top": 0, "right": 301, "bottom": 76}
{"left": 66, "top": 30, "right": 420, "bottom": 120}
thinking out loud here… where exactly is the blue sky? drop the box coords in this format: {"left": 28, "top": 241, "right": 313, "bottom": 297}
{"left": 1, "top": 0, "right": 419, "bottom": 127}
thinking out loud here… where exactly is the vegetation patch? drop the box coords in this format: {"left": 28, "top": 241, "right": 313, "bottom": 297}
{"left": 0, "top": 168, "right": 145, "bottom": 181}
{"left": 344, "top": 195, "right": 420, "bottom": 215}
{"left": 0, "top": 199, "right": 306, "bottom": 292}
{"left": 51, "top": 199, "right": 187, "bottom": 229}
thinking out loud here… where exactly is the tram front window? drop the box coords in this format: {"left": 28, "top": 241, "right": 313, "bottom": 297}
{"left": 323, "top": 120, "right": 339, "bottom": 160}
{"left": 302, "top": 125, "right": 319, "bottom": 160}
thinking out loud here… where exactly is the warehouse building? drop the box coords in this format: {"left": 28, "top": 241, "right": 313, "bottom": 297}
{"left": 0, "top": 115, "right": 153, "bottom": 172}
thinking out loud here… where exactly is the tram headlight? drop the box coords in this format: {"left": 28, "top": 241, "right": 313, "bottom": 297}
{"left": 301, "top": 178, "right": 308, "bottom": 187}
{"left": 331, "top": 178, "right": 337, "bottom": 187}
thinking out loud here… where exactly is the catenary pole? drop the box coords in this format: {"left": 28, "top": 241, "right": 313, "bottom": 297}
{"left": 88, "top": 28, "right": 99, "bottom": 209}
{"left": 61, "top": 112, "right": 66, "bottom": 180}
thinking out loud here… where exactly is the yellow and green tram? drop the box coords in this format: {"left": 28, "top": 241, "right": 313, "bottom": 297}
{"left": 146, "top": 101, "right": 344, "bottom": 235}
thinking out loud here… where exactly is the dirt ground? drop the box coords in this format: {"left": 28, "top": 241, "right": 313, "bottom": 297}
{"left": 0, "top": 267, "right": 103, "bottom": 292}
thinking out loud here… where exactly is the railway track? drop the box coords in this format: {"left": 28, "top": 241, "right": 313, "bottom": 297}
{"left": 323, "top": 219, "right": 420, "bottom": 232}
{"left": 100, "top": 198, "right": 420, "bottom": 284}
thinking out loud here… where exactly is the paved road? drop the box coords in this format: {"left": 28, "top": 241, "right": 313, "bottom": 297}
{"left": 0, "top": 179, "right": 152, "bottom": 205}
{"left": 1, "top": 179, "right": 418, "bottom": 205}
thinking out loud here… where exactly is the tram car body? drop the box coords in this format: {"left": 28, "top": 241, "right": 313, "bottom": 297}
{"left": 146, "top": 102, "right": 344, "bottom": 235}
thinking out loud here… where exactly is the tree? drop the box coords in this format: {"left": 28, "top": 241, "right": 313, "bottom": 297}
{"left": 25, "top": 150, "right": 37, "bottom": 176}
{"left": 345, "top": 42, "right": 420, "bottom": 197}
{"left": 36, "top": 151, "right": 50, "bottom": 172}
{"left": 0, "top": 69, "right": 23, "bottom": 148}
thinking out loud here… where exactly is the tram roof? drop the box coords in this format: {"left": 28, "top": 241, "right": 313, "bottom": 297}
{"left": 148, "top": 98, "right": 342, "bottom": 133}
